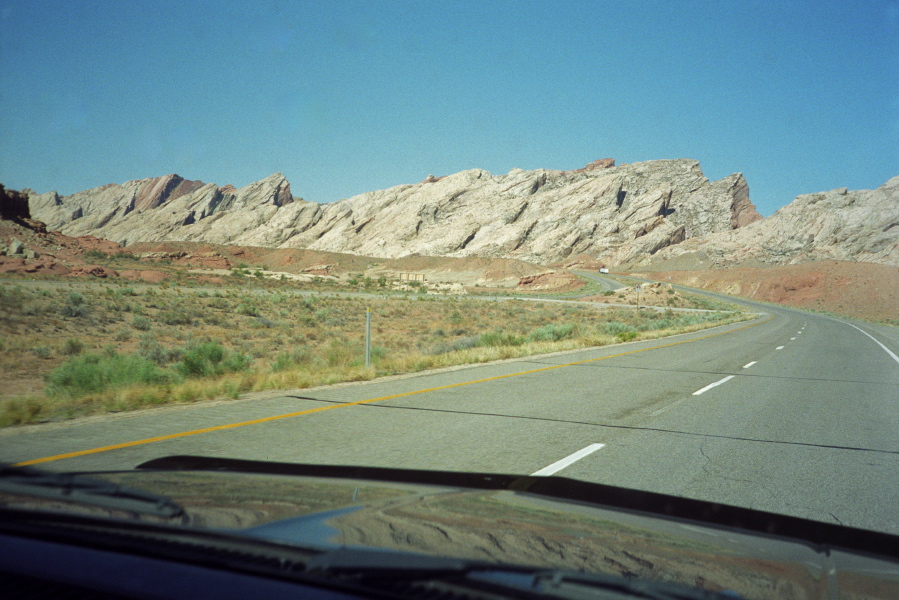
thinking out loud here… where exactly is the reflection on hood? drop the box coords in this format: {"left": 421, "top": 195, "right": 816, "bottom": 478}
{"left": 4, "top": 469, "right": 897, "bottom": 600}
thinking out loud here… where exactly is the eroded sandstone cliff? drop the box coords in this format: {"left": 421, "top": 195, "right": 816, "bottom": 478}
{"left": 637, "top": 176, "right": 899, "bottom": 268}
{"left": 27, "top": 159, "right": 761, "bottom": 266}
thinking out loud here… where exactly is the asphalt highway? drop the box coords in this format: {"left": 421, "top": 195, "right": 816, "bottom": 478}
{"left": 2, "top": 295, "right": 897, "bottom": 534}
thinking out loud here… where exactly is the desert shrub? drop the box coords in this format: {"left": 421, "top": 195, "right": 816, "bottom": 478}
{"left": 177, "top": 342, "right": 249, "bottom": 378}
{"left": 0, "top": 397, "right": 46, "bottom": 426}
{"left": 160, "top": 310, "right": 194, "bottom": 326}
{"left": 527, "top": 323, "right": 576, "bottom": 342}
{"left": 138, "top": 335, "right": 181, "bottom": 365}
{"left": 429, "top": 336, "right": 479, "bottom": 355}
{"left": 45, "top": 352, "right": 172, "bottom": 398}
{"left": 270, "top": 347, "right": 312, "bottom": 371}
{"left": 477, "top": 330, "right": 525, "bottom": 347}
{"left": 20, "top": 301, "right": 48, "bottom": 316}
{"left": 208, "top": 297, "right": 229, "bottom": 309}
{"left": 322, "top": 340, "right": 364, "bottom": 368}
{"left": 132, "top": 315, "right": 152, "bottom": 331}
{"left": 61, "top": 292, "right": 90, "bottom": 318}
{"left": 31, "top": 346, "right": 52, "bottom": 359}
{"left": 616, "top": 331, "right": 638, "bottom": 342}
{"left": 84, "top": 249, "right": 108, "bottom": 260}
{"left": 253, "top": 317, "right": 277, "bottom": 328}
{"left": 237, "top": 303, "right": 260, "bottom": 317}
{"left": 61, "top": 338, "right": 85, "bottom": 356}
{"left": 271, "top": 352, "right": 294, "bottom": 372}
{"left": 602, "top": 321, "right": 633, "bottom": 335}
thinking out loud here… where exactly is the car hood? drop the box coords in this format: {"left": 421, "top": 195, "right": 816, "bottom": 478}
{"left": 3, "top": 455, "right": 898, "bottom": 600}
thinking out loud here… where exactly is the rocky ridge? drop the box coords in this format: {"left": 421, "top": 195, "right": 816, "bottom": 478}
{"left": 28, "top": 173, "right": 296, "bottom": 247}
{"left": 27, "top": 160, "right": 761, "bottom": 266}
{"left": 25, "top": 160, "right": 898, "bottom": 268}
{"left": 636, "top": 176, "right": 899, "bottom": 268}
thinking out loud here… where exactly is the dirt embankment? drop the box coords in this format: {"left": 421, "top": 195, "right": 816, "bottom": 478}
{"left": 634, "top": 261, "right": 898, "bottom": 322}
{"left": 2, "top": 221, "right": 578, "bottom": 291}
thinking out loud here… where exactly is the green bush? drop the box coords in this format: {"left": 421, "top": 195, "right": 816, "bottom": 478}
{"left": 138, "top": 335, "right": 181, "bottom": 365}
{"left": 132, "top": 315, "right": 152, "bottom": 331}
{"left": 45, "top": 352, "right": 173, "bottom": 398}
{"left": 61, "top": 338, "right": 85, "bottom": 356}
{"left": 61, "top": 292, "right": 90, "bottom": 318}
{"left": 177, "top": 342, "right": 249, "bottom": 378}
{"left": 270, "top": 346, "right": 312, "bottom": 371}
{"left": 477, "top": 330, "right": 525, "bottom": 347}
{"left": 603, "top": 321, "right": 634, "bottom": 335}
{"left": 160, "top": 310, "right": 194, "bottom": 326}
{"left": 527, "top": 323, "right": 576, "bottom": 342}
{"left": 271, "top": 352, "right": 294, "bottom": 372}
{"left": 31, "top": 346, "right": 52, "bottom": 359}
{"left": 237, "top": 303, "right": 260, "bottom": 317}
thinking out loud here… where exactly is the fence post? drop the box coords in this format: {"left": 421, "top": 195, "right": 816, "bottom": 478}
{"left": 365, "top": 306, "right": 372, "bottom": 367}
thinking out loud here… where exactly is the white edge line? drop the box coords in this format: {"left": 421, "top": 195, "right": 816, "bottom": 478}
{"left": 845, "top": 323, "right": 899, "bottom": 366}
{"left": 742, "top": 361, "right": 757, "bottom": 369}
{"left": 532, "top": 443, "right": 605, "bottom": 476}
{"left": 692, "top": 375, "right": 735, "bottom": 396}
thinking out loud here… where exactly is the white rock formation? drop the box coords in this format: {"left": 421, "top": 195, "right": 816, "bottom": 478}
{"left": 28, "top": 159, "right": 761, "bottom": 266}
{"left": 641, "top": 176, "right": 899, "bottom": 267}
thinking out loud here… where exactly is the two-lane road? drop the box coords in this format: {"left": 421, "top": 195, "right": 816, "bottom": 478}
{"left": 2, "top": 298, "right": 897, "bottom": 533}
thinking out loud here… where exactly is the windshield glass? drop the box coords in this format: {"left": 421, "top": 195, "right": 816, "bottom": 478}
{"left": 0, "top": 2, "right": 897, "bottom": 598}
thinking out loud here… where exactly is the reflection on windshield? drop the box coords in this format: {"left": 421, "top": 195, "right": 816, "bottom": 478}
{"left": 7, "top": 470, "right": 896, "bottom": 599}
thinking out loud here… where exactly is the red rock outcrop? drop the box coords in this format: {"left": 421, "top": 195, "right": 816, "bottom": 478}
{"left": 134, "top": 174, "right": 205, "bottom": 212}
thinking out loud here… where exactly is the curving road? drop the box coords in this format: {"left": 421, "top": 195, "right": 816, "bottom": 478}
{"left": 2, "top": 294, "right": 897, "bottom": 534}
{"left": 573, "top": 270, "right": 624, "bottom": 292}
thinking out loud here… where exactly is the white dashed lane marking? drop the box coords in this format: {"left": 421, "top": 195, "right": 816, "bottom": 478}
{"left": 692, "top": 375, "right": 735, "bottom": 396}
{"left": 532, "top": 443, "right": 606, "bottom": 476}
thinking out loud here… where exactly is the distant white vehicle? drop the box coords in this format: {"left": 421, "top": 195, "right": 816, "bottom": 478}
{"left": 599, "top": 268, "right": 609, "bottom": 274}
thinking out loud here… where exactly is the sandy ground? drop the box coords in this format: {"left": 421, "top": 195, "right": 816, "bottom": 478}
{"left": 631, "top": 261, "right": 898, "bottom": 322}
{"left": 3, "top": 217, "right": 894, "bottom": 321}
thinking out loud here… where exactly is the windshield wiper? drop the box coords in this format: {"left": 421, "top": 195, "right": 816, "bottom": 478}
{"left": 304, "top": 546, "right": 739, "bottom": 600}
{"left": 0, "top": 466, "right": 186, "bottom": 521}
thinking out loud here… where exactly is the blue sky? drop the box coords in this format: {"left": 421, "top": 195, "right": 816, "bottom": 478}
{"left": 1, "top": 1, "right": 897, "bottom": 216}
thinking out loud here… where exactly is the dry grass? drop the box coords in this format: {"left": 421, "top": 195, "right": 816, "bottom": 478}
{"left": 0, "top": 279, "right": 750, "bottom": 426}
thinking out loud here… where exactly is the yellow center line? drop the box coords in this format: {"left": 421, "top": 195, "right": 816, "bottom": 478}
{"left": 14, "top": 315, "right": 772, "bottom": 467}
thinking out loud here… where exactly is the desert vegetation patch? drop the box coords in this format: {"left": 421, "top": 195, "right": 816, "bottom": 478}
{"left": 0, "top": 278, "right": 747, "bottom": 426}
